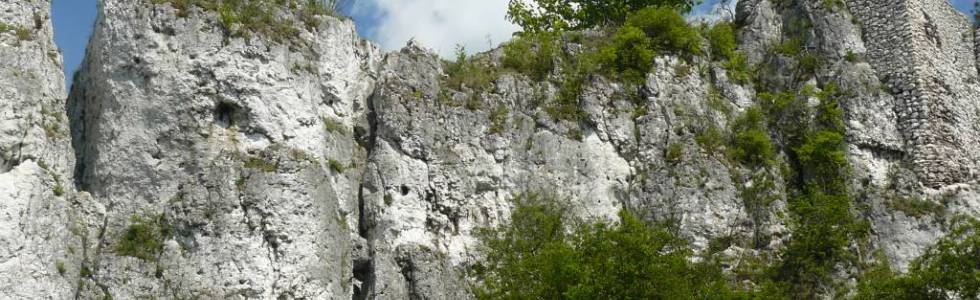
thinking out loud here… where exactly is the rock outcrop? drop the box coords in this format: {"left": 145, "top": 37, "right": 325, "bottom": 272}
{"left": 66, "top": 1, "right": 379, "bottom": 298}
{"left": 0, "top": 0, "right": 79, "bottom": 298}
{"left": 0, "top": 0, "right": 979, "bottom": 298}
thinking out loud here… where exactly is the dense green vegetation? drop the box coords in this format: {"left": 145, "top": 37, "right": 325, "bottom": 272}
{"left": 442, "top": 0, "right": 980, "bottom": 298}
{"left": 473, "top": 194, "right": 753, "bottom": 299}
{"left": 506, "top": 0, "right": 699, "bottom": 33}
{"left": 855, "top": 216, "right": 980, "bottom": 299}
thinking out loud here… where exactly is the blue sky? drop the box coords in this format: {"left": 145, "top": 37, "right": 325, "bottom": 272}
{"left": 53, "top": 0, "right": 976, "bottom": 89}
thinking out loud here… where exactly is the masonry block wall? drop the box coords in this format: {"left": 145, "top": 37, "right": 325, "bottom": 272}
{"left": 847, "top": 0, "right": 980, "bottom": 188}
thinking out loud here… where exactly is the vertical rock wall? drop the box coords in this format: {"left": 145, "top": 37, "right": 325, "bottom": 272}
{"left": 67, "top": 0, "right": 379, "bottom": 298}
{"left": 0, "top": 0, "right": 978, "bottom": 298}
{"left": 0, "top": 0, "right": 79, "bottom": 298}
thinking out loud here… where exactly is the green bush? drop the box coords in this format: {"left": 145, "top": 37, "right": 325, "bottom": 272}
{"left": 625, "top": 6, "right": 701, "bottom": 56}
{"left": 855, "top": 217, "right": 980, "bottom": 300}
{"left": 887, "top": 196, "right": 945, "bottom": 218}
{"left": 501, "top": 33, "right": 559, "bottom": 81}
{"left": 696, "top": 124, "right": 725, "bottom": 155}
{"left": 474, "top": 194, "right": 749, "bottom": 299}
{"left": 724, "top": 52, "right": 751, "bottom": 84}
{"left": 506, "top": 0, "right": 699, "bottom": 33}
{"left": 772, "top": 38, "right": 803, "bottom": 57}
{"left": 596, "top": 26, "right": 655, "bottom": 84}
{"left": 115, "top": 215, "right": 168, "bottom": 261}
{"left": 489, "top": 104, "right": 510, "bottom": 134}
{"left": 706, "top": 22, "right": 737, "bottom": 60}
{"left": 729, "top": 107, "right": 773, "bottom": 167}
{"left": 766, "top": 84, "right": 865, "bottom": 298}
{"left": 777, "top": 191, "right": 859, "bottom": 296}
{"left": 444, "top": 45, "right": 498, "bottom": 92}
{"left": 798, "top": 53, "right": 823, "bottom": 75}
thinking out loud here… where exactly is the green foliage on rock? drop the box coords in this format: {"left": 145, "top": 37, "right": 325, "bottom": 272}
{"left": 501, "top": 33, "right": 559, "bottom": 81}
{"left": 148, "top": 0, "right": 335, "bottom": 42}
{"left": 115, "top": 215, "right": 169, "bottom": 261}
{"left": 445, "top": 45, "right": 498, "bottom": 92}
{"left": 489, "top": 104, "right": 510, "bottom": 134}
{"left": 506, "top": 0, "right": 699, "bottom": 33}
{"left": 596, "top": 26, "right": 655, "bottom": 84}
{"left": 624, "top": 6, "right": 701, "bottom": 56}
{"left": 767, "top": 84, "right": 867, "bottom": 298}
{"left": 729, "top": 107, "right": 774, "bottom": 167}
{"left": 706, "top": 22, "right": 736, "bottom": 60}
{"left": 474, "top": 194, "right": 751, "bottom": 300}
{"left": 855, "top": 216, "right": 980, "bottom": 300}
{"left": 0, "top": 23, "right": 31, "bottom": 41}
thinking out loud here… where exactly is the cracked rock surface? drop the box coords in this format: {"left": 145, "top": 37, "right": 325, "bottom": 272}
{"left": 0, "top": 0, "right": 78, "bottom": 298}
{"left": 1, "top": 0, "right": 979, "bottom": 298}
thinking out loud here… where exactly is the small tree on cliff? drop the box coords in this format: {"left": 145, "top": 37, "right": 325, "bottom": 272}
{"left": 506, "top": 0, "right": 701, "bottom": 33}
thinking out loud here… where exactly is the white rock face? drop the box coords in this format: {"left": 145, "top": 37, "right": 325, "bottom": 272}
{"left": 354, "top": 42, "right": 782, "bottom": 298}
{"left": 0, "top": 0, "right": 78, "bottom": 298}
{"left": 1, "top": 0, "right": 979, "bottom": 299}
{"left": 67, "top": 0, "right": 379, "bottom": 298}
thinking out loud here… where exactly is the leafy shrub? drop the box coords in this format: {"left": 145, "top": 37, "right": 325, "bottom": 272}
{"left": 489, "top": 104, "right": 510, "bottom": 134}
{"left": 706, "top": 22, "right": 737, "bottom": 60}
{"left": 474, "top": 194, "right": 748, "bottom": 299}
{"left": 666, "top": 142, "right": 685, "bottom": 164}
{"left": 798, "top": 53, "right": 823, "bottom": 75}
{"left": 887, "top": 196, "right": 945, "bottom": 218}
{"left": 506, "top": 0, "right": 699, "bottom": 33}
{"left": 696, "top": 125, "right": 725, "bottom": 155}
{"left": 724, "top": 52, "right": 751, "bottom": 84}
{"left": 777, "top": 191, "right": 859, "bottom": 296}
{"left": 772, "top": 38, "right": 803, "bottom": 57}
{"left": 855, "top": 217, "right": 980, "bottom": 299}
{"left": 795, "top": 130, "right": 848, "bottom": 190}
{"left": 501, "top": 33, "right": 559, "bottom": 81}
{"left": 729, "top": 107, "right": 773, "bottom": 167}
{"left": 545, "top": 65, "right": 590, "bottom": 122}
{"left": 769, "top": 84, "right": 865, "bottom": 298}
{"left": 596, "top": 26, "right": 655, "bottom": 84}
{"left": 625, "top": 6, "right": 701, "bottom": 56}
{"left": 115, "top": 215, "right": 169, "bottom": 261}
{"left": 444, "top": 45, "right": 498, "bottom": 92}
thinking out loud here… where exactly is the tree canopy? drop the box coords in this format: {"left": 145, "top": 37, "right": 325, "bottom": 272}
{"left": 473, "top": 194, "right": 751, "bottom": 299}
{"left": 506, "top": 0, "right": 701, "bottom": 33}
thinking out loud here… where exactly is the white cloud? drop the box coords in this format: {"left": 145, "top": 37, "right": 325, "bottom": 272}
{"left": 351, "top": 0, "right": 520, "bottom": 58}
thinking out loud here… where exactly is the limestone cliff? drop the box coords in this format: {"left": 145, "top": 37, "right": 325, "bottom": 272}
{"left": 0, "top": 0, "right": 78, "bottom": 298}
{"left": 0, "top": 0, "right": 978, "bottom": 299}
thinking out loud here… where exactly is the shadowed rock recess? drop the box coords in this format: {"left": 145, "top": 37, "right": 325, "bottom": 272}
{"left": 0, "top": 0, "right": 978, "bottom": 298}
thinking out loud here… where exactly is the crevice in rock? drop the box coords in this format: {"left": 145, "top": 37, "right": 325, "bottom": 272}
{"left": 352, "top": 75, "right": 382, "bottom": 300}
{"left": 395, "top": 254, "right": 421, "bottom": 300}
